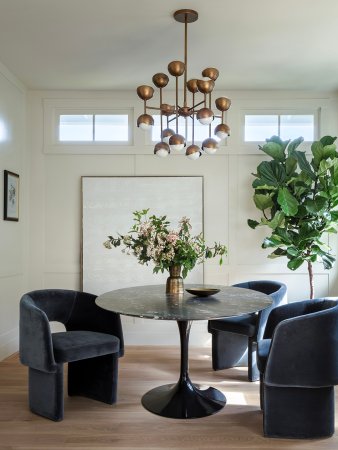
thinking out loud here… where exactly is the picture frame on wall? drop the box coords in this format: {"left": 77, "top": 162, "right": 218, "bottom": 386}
{"left": 4, "top": 170, "right": 19, "bottom": 221}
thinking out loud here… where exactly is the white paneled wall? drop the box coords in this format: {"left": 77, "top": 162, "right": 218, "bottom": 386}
{"left": 27, "top": 89, "right": 338, "bottom": 346}
{"left": 0, "top": 63, "right": 27, "bottom": 359}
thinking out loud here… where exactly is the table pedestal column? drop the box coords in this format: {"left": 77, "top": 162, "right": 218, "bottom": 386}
{"left": 141, "top": 320, "right": 226, "bottom": 418}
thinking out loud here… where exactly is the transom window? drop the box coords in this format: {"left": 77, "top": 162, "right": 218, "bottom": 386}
{"left": 244, "top": 114, "right": 315, "bottom": 142}
{"left": 59, "top": 113, "right": 130, "bottom": 142}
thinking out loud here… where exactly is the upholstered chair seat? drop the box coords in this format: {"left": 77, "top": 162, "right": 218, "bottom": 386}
{"left": 52, "top": 331, "right": 120, "bottom": 363}
{"left": 208, "top": 280, "right": 287, "bottom": 381}
{"left": 20, "top": 289, "right": 124, "bottom": 421}
{"left": 257, "top": 299, "right": 338, "bottom": 439}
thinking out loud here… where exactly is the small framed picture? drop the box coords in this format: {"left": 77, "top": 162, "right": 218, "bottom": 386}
{"left": 4, "top": 170, "right": 19, "bottom": 221}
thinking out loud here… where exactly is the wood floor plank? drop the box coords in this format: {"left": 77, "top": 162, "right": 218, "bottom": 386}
{"left": 0, "top": 346, "right": 336, "bottom": 450}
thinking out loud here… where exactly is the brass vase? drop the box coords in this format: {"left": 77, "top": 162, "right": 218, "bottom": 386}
{"left": 166, "top": 264, "right": 184, "bottom": 294}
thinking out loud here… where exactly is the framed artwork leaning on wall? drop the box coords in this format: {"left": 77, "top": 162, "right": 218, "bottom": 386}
{"left": 4, "top": 170, "right": 19, "bottom": 221}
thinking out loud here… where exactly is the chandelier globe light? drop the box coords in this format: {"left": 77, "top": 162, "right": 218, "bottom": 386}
{"left": 136, "top": 9, "right": 231, "bottom": 159}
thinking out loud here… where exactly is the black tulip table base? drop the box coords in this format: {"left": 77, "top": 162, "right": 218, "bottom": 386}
{"left": 141, "top": 376, "right": 226, "bottom": 419}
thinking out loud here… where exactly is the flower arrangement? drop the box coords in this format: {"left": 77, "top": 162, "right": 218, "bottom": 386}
{"left": 103, "top": 209, "right": 227, "bottom": 279}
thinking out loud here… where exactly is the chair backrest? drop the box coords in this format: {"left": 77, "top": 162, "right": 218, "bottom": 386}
{"left": 233, "top": 280, "right": 287, "bottom": 340}
{"left": 264, "top": 299, "right": 338, "bottom": 387}
{"left": 23, "top": 289, "right": 78, "bottom": 324}
{"left": 20, "top": 289, "right": 124, "bottom": 373}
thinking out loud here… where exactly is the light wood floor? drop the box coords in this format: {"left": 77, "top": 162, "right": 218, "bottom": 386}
{"left": 0, "top": 346, "right": 337, "bottom": 450}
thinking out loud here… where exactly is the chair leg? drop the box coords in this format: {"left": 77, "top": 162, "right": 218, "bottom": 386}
{"left": 259, "top": 374, "right": 264, "bottom": 410}
{"left": 248, "top": 338, "right": 259, "bottom": 382}
{"left": 263, "top": 384, "right": 335, "bottom": 438}
{"left": 211, "top": 329, "right": 248, "bottom": 371}
{"left": 68, "top": 353, "right": 119, "bottom": 404}
{"left": 29, "top": 364, "right": 64, "bottom": 421}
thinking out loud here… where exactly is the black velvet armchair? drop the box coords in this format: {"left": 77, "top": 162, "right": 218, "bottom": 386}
{"left": 208, "top": 280, "right": 287, "bottom": 381}
{"left": 257, "top": 298, "right": 338, "bottom": 439}
{"left": 19, "top": 289, "right": 124, "bottom": 421}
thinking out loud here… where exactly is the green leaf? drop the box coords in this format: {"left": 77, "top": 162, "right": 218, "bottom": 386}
{"left": 274, "top": 227, "right": 293, "bottom": 245}
{"left": 262, "top": 236, "right": 282, "bottom": 248}
{"left": 287, "top": 246, "right": 299, "bottom": 257}
{"left": 247, "top": 219, "right": 259, "bottom": 229}
{"left": 294, "top": 205, "right": 308, "bottom": 219}
{"left": 331, "top": 159, "right": 338, "bottom": 185}
{"left": 323, "top": 144, "right": 337, "bottom": 159}
{"left": 252, "top": 179, "right": 278, "bottom": 190}
{"left": 330, "top": 211, "right": 338, "bottom": 221}
{"left": 260, "top": 142, "right": 286, "bottom": 162}
{"left": 285, "top": 156, "right": 297, "bottom": 176}
{"left": 304, "top": 196, "right": 328, "bottom": 214}
{"left": 253, "top": 193, "right": 274, "bottom": 211}
{"left": 257, "top": 160, "right": 286, "bottom": 186}
{"left": 277, "top": 188, "right": 299, "bottom": 216}
{"left": 320, "top": 136, "right": 337, "bottom": 146}
{"left": 294, "top": 151, "right": 316, "bottom": 180}
{"left": 319, "top": 158, "right": 332, "bottom": 175}
{"left": 311, "top": 141, "right": 324, "bottom": 168}
{"left": 268, "top": 248, "right": 287, "bottom": 258}
{"left": 321, "top": 253, "right": 335, "bottom": 270}
{"left": 297, "top": 171, "right": 313, "bottom": 186}
{"left": 268, "top": 211, "right": 285, "bottom": 229}
{"left": 287, "top": 136, "right": 304, "bottom": 156}
{"left": 287, "top": 257, "right": 304, "bottom": 271}
{"left": 296, "top": 228, "right": 321, "bottom": 244}
{"left": 266, "top": 135, "right": 289, "bottom": 149}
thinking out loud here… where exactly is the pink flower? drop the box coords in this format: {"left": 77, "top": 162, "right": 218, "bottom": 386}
{"left": 167, "top": 232, "right": 178, "bottom": 244}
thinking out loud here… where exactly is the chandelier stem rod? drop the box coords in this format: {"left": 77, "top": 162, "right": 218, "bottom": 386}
{"left": 160, "top": 87, "right": 163, "bottom": 138}
{"left": 175, "top": 77, "right": 179, "bottom": 133}
{"left": 209, "top": 92, "right": 212, "bottom": 138}
{"left": 189, "top": 100, "right": 204, "bottom": 110}
{"left": 146, "top": 106, "right": 165, "bottom": 112}
{"left": 183, "top": 14, "right": 188, "bottom": 108}
{"left": 192, "top": 91, "right": 195, "bottom": 144}
{"left": 185, "top": 118, "right": 187, "bottom": 144}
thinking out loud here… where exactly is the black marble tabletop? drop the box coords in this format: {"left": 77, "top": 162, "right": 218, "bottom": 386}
{"left": 96, "top": 284, "right": 272, "bottom": 321}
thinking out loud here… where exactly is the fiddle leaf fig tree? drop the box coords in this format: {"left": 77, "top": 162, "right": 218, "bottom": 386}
{"left": 248, "top": 135, "right": 338, "bottom": 299}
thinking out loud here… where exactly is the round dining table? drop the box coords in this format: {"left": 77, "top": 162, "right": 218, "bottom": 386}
{"left": 96, "top": 284, "right": 272, "bottom": 419}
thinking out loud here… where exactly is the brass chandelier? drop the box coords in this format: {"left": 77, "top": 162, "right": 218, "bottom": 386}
{"left": 136, "top": 9, "right": 231, "bottom": 159}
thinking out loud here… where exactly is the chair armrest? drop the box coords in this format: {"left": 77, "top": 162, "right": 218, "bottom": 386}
{"left": 264, "top": 307, "right": 338, "bottom": 387}
{"left": 19, "top": 295, "right": 57, "bottom": 372}
{"left": 256, "top": 283, "right": 287, "bottom": 341}
{"left": 263, "top": 301, "right": 309, "bottom": 339}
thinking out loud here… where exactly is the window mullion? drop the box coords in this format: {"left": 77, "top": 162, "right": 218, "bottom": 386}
{"left": 278, "top": 115, "right": 281, "bottom": 137}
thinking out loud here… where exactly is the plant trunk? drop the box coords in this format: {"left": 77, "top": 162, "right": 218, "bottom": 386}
{"left": 307, "top": 260, "right": 314, "bottom": 299}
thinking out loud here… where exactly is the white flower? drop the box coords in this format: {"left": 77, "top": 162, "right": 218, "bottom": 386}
{"left": 103, "top": 240, "right": 112, "bottom": 249}
{"left": 123, "top": 235, "right": 132, "bottom": 245}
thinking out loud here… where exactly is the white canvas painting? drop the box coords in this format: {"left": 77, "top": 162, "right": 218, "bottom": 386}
{"left": 82, "top": 176, "right": 204, "bottom": 295}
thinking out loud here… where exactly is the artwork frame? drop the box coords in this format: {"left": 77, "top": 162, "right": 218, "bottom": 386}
{"left": 4, "top": 170, "right": 19, "bottom": 221}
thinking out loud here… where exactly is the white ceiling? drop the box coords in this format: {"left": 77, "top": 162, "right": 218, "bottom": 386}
{"left": 0, "top": 0, "right": 337, "bottom": 92}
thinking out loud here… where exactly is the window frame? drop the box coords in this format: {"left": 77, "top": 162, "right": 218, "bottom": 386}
{"left": 241, "top": 109, "right": 319, "bottom": 145}
{"left": 56, "top": 109, "right": 133, "bottom": 145}
{"left": 43, "top": 98, "right": 136, "bottom": 155}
